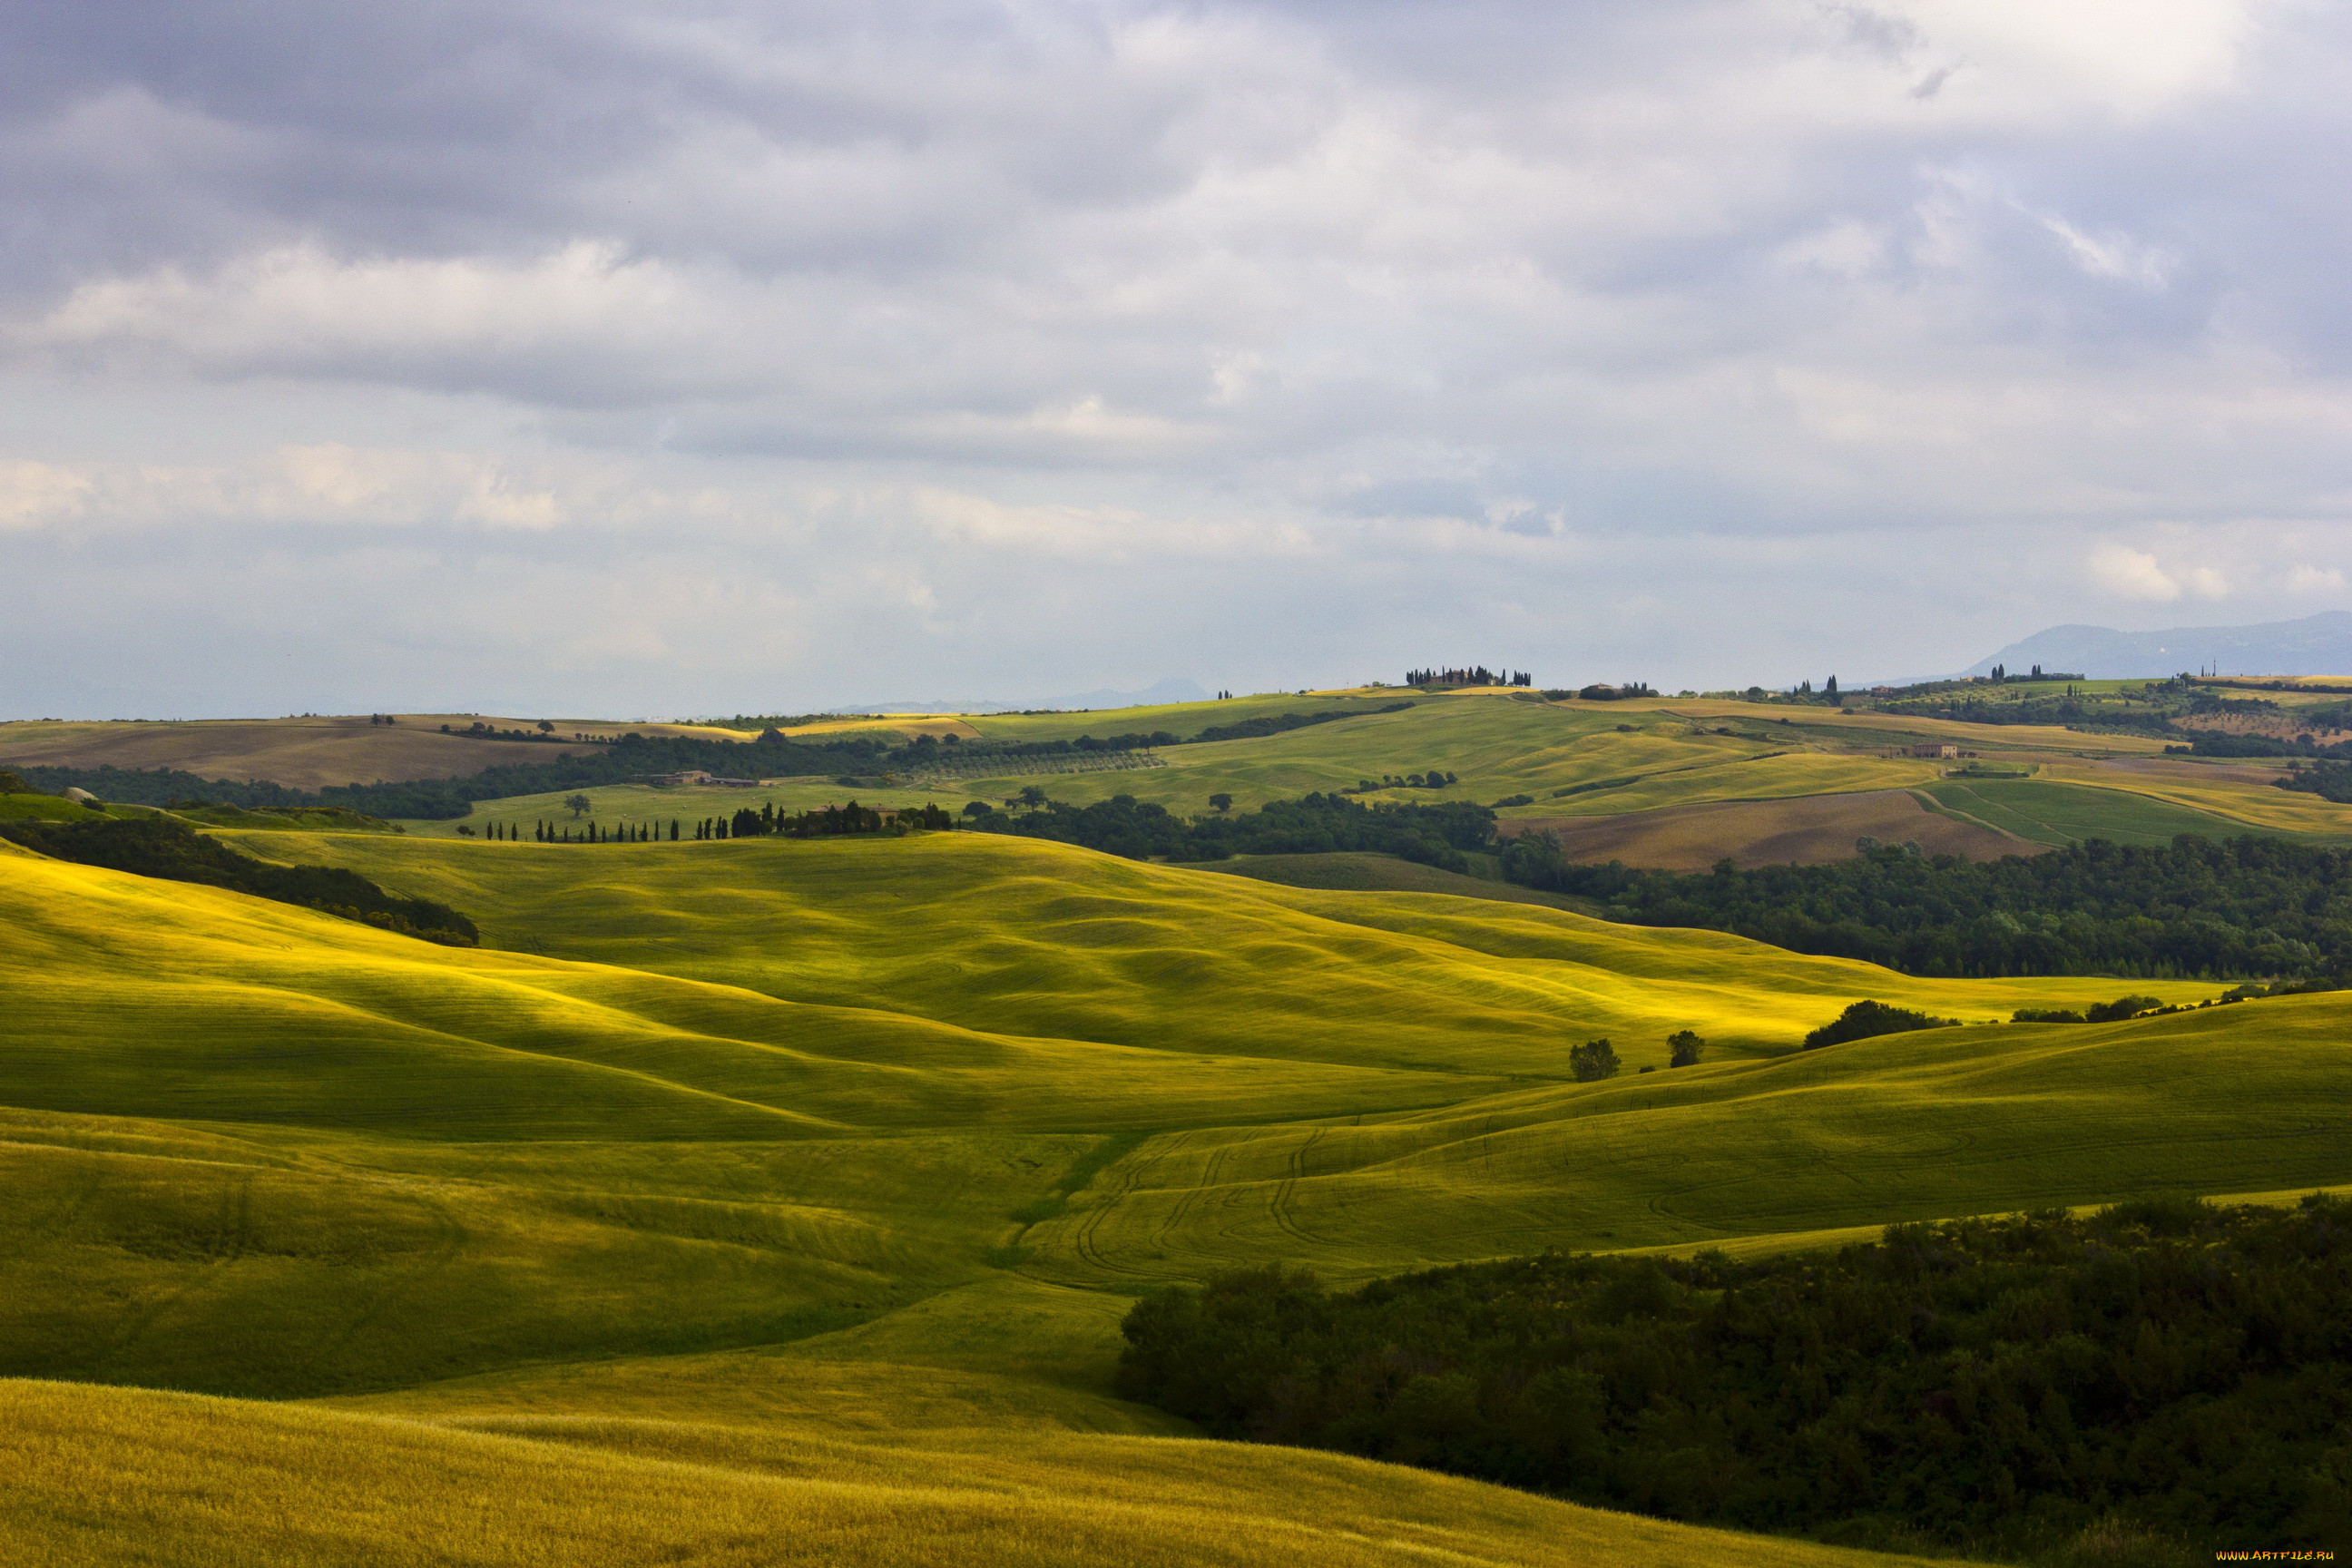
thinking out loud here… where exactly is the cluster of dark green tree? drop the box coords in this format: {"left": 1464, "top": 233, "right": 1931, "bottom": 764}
{"left": 2275, "top": 760, "right": 2352, "bottom": 802}
{"left": 0, "top": 816, "right": 475, "bottom": 945}
{"left": 1342, "top": 770, "right": 1458, "bottom": 793}
{"left": 530, "top": 818, "right": 674, "bottom": 843}
{"left": 973, "top": 791, "right": 1494, "bottom": 869}
{"left": 1499, "top": 834, "right": 2352, "bottom": 980}
{"left": 1545, "top": 682, "right": 1656, "bottom": 701}
{"left": 1116, "top": 1194, "right": 2352, "bottom": 1562}
{"left": 1406, "top": 668, "right": 1531, "bottom": 687}
{"left": 691, "top": 800, "right": 958, "bottom": 839}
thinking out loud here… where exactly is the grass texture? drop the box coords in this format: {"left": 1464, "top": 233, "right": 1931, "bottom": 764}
{"left": 4, "top": 823, "right": 2331, "bottom": 1566}
{"left": 0, "top": 1377, "right": 1962, "bottom": 1568}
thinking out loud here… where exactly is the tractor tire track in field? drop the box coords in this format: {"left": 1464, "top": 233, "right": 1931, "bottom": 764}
{"left": 90, "top": 1171, "right": 257, "bottom": 1377}
{"left": 1151, "top": 1133, "right": 1228, "bottom": 1255}
{"left": 1070, "top": 1147, "right": 1155, "bottom": 1279}
{"left": 1268, "top": 1129, "right": 1327, "bottom": 1247}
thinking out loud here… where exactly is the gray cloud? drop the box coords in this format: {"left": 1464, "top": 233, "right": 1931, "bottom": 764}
{"left": 5, "top": 0, "right": 2352, "bottom": 715}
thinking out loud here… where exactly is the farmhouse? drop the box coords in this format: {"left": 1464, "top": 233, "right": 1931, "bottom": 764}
{"left": 642, "top": 769, "right": 763, "bottom": 787}
{"left": 1909, "top": 742, "right": 1960, "bottom": 759}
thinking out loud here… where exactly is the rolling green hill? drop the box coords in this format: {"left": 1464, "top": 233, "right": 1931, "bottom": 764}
{"left": 3, "top": 823, "right": 2337, "bottom": 1565}
{"left": 240, "top": 828, "right": 2220, "bottom": 1067}
{"left": 1014, "top": 996, "right": 2352, "bottom": 1288}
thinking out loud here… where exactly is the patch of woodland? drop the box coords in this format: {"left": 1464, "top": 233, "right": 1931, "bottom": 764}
{"left": 1117, "top": 1195, "right": 2352, "bottom": 1565}
{"left": 1500, "top": 836, "right": 2352, "bottom": 982}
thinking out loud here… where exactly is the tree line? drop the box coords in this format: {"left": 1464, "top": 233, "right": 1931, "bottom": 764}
{"left": 508, "top": 800, "right": 964, "bottom": 842}
{"left": 1114, "top": 1194, "right": 2352, "bottom": 1561}
{"left": 1406, "top": 667, "right": 1532, "bottom": 687}
{"left": 1499, "top": 833, "right": 2352, "bottom": 980}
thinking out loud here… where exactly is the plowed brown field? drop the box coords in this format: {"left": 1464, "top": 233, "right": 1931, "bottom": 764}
{"left": 1504, "top": 788, "right": 2034, "bottom": 870}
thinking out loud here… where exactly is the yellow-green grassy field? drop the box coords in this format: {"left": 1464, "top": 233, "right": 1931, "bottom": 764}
{"left": 240, "top": 828, "right": 2220, "bottom": 1068}
{"left": 5, "top": 825, "right": 2339, "bottom": 1566}
{"left": 0, "top": 1376, "right": 1963, "bottom": 1568}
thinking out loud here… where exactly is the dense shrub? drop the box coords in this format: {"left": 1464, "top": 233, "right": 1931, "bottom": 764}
{"left": 1118, "top": 1197, "right": 2352, "bottom": 1562}
{"left": 1801, "top": 999, "right": 1955, "bottom": 1049}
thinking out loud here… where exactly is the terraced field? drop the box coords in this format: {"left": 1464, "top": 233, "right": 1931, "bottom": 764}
{"left": 5, "top": 824, "right": 2341, "bottom": 1565}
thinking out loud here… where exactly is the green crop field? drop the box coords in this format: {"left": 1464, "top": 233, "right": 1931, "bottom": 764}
{"left": 1921, "top": 778, "right": 2253, "bottom": 847}
{"left": 4, "top": 821, "right": 2342, "bottom": 1566}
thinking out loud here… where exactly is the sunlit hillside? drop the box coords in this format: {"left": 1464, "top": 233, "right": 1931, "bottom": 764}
{"left": 3, "top": 822, "right": 2341, "bottom": 1565}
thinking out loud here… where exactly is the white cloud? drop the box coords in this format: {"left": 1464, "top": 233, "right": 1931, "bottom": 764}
{"left": 0, "top": 0, "right": 2347, "bottom": 713}
{"left": 0, "top": 461, "right": 92, "bottom": 529}
{"left": 2090, "top": 543, "right": 2188, "bottom": 601}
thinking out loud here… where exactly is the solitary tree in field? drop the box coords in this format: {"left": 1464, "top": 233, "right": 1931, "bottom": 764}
{"left": 1667, "top": 1030, "right": 1705, "bottom": 1068}
{"left": 1568, "top": 1038, "right": 1621, "bottom": 1083}
{"left": 1018, "top": 785, "right": 1047, "bottom": 808}
{"left": 537, "top": 720, "right": 554, "bottom": 733}
{"left": 564, "top": 793, "right": 593, "bottom": 818}
{"left": 1209, "top": 793, "right": 1233, "bottom": 812}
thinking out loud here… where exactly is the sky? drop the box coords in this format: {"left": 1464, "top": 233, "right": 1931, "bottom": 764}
{"left": 5, "top": 0, "right": 2351, "bottom": 717}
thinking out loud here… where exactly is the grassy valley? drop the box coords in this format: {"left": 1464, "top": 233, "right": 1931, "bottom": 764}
{"left": 5, "top": 690, "right": 2351, "bottom": 1564}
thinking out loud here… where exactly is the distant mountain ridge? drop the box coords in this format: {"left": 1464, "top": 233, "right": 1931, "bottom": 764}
{"left": 1959, "top": 611, "right": 2352, "bottom": 681}
{"left": 827, "top": 677, "right": 1208, "bottom": 715}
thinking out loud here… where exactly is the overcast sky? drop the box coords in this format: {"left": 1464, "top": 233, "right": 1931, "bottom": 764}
{"left": 5, "top": 0, "right": 2350, "bottom": 717}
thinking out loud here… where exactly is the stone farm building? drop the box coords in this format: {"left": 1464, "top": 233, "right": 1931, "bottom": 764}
{"left": 1909, "top": 742, "right": 1960, "bottom": 759}
{"left": 642, "top": 769, "right": 764, "bottom": 787}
